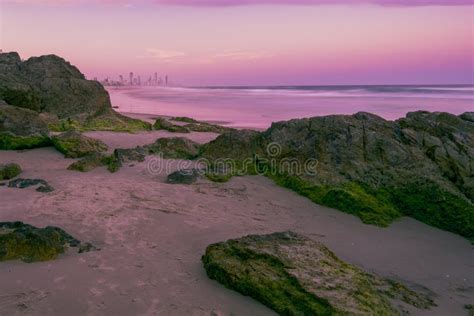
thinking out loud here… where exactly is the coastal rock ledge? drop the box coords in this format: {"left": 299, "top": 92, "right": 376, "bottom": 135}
{"left": 202, "top": 231, "right": 435, "bottom": 315}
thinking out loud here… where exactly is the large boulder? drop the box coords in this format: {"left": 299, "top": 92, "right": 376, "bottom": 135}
{"left": 203, "top": 232, "right": 434, "bottom": 315}
{"left": 52, "top": 131, "right": 108, "bottom": 158}
{"left": 0, "top": 53, "right": 109, "bottom": 118}
{"left": 0, "top": 52, "right": 151, "bottom": 135}
{"left": 201, "top": 112, "right": 474, "bottom": 240}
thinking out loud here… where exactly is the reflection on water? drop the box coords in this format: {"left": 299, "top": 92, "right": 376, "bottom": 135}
{"left": 107, "top": 85, "right": 474, "bottom": 129}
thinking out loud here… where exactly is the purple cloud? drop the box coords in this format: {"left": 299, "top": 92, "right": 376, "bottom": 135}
{"left": 5, "top": 0, "right": 473, "bottom": 5}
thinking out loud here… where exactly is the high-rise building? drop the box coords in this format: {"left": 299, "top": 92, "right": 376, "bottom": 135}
{"left": 137, "top": 76, "right": 141, "bottom": 86}
{"left": 154, "top": 72, "right": 158, "bottom": 85}
{"left": 119, "top": 75, "right": 124, "bottom": 84}
{"left": 129, "top": 72, "right": 134, "bottom": 86}
{"left": 165, "top": 75, "right": 168, "bottom": 85}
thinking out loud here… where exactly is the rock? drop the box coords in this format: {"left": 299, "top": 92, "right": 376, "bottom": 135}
{"left": 171, "top": 116, "right": 199, "bottom": 123}
{"left": 200, "top": 112, "right": 474, "bottom": 240}
{"left": 0, "top": 51, "right": 150, "bottom": 134}
{"left": 153, "top": 117, "right": 190, "bottom": 133}
{"left": 0, "top": 102, "right": 51, "bottom": 150}
{"left": 0, "top": 163, "right": 22, "bottom": 180}
{"left": 67, "top": 152, "right": 121, "bottom": 173}
{"left": 145, "top": 137, "right": 200, "bottom": 159}
{"left": 8, "top": 178, "right": 54, "bottom": 192}
{"left": 52, "top": 131, "right": 108, "bottom": 158}
{"left": 114, "top": 147, "right": 146, "bottom": 164}
{"left": 167, "top": 169, "right": 200, "bottom": 184}
{"left": 465, "top": 304, "right": 474, "bottom": 316}
{"left": 202, "top": 231, "right": 435, "bottom": 315}
{"left": 0, "top": 221, "right": 97, "bottom": 262}
{"left": 184, "top": 122, "right": 233, "bottom": 134}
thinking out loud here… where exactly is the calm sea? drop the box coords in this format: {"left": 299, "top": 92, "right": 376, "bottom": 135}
{"left": 107, "top": 85, "right": 474, "bottom": 129}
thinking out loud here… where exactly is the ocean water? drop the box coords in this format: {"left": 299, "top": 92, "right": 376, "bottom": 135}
{"left": 107, "top": 85, "right": 474, "bottom": 129}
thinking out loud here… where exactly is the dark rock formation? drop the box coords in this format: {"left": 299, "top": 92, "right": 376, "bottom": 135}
{"left": 145, "top": 137, "right": 200, "bottom": 159}
{"left": 0, "top": 163, "right": 22, "bottom": 180}
{"left": 114, "top": 147, "right": 147, "bottom": 164}
{"left": 0, "top": 221, "right": 97, "bottom": 263}
{"left": 1, "top": 52, "right": 110, "bottom": 118}
{"left": 167, "top": 169, "right": 200, "bottom": 185}
{"left": 8, "top": 178, "right": 54, "bottom": 193}
{"left": 200, "top": 112, "right": 474, "bottom": 240}
{"left": 0, "top": 52, "right": 150, "bottom": 138}
{"left": 202, "top": 231, "right": 435, "bottom": 315}
{"left": 52, "top": 131, "right": 108, "bottom": 158}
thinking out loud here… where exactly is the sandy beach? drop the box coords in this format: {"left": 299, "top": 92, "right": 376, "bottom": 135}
{"left": 0, "top": 129, "right": 472, "bottom": 315}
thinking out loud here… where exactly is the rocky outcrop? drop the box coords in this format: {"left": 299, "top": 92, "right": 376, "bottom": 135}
{"left": 203, "top": 231, "right": 434, "bottom": 315}
{"left": 200, "top": 112, "right": 474, "bottom": 240}
{"left": 0, "top": 221, "right": 97, "bottom": 262}
{"left": 52, "top": 131, "right": 108, "bottom": 158}
{"left": 0, "top": 52, "right": 150, "bottom": 138}
{"left": 167, "top": 169, "right": 200, "bottom": 185}
{"left": 0, "top": 163, "right": 22, "bottom": 180}
{"left": 145, "top": 137, "right": 200, "bottom": 159}
{"left": 1, "top": 52, "right": 110, "bottom": 118}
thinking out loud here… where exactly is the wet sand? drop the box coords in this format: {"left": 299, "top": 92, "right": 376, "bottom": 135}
{"left": 0, "top": 130, "right": 472, "bottom": 315}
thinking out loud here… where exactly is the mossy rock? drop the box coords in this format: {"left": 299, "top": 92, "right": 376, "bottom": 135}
{"left": 0, "top": 163, "right": 22, "bottom": 180}
{"left": 0, "top": 132, "right": 52, "bottom": 150}
{"left": 153, "top": 118, "right": 190, "bottom": 133}
{"left": 67, "top": 153, "right": 121, "bottom": 173}
{"left": 52, "top": 131, "right": 108, "bottom": 158}
{"left": 205, "top": 172, "right": 233, "bottom": 183}
{"left": 171, "top": 116, "right": 199, "bottom": 123}
{"left": 184, "top": 122, "right": 232, "bottom": 134}
{"left": 145, "top": 137, "right": 200, "bottom": 159}
{"left": 0, "top": 221, "right": 96, "bottom": 263}
{"left": 48, "top": 114, "right": 152, "bottom": 133}
{"left": 202, "top": 231, "right": 435, "bottom": 315}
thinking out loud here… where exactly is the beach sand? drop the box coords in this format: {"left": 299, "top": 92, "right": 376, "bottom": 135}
{"left": 0, "top": 130, "right": 472, "bottom": 315}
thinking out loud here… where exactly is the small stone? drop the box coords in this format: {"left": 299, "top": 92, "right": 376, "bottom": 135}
{"left": 167, "top": 169, "right": 200, "bottom": 185}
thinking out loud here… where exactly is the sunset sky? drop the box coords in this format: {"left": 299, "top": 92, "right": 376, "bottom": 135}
{"left": 1, "top": 0, "right": 473, "bottom": 86}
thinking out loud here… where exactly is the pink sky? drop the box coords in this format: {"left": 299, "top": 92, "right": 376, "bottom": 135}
{"left": 1, "top": 0, "right": 473, "bottom": 85}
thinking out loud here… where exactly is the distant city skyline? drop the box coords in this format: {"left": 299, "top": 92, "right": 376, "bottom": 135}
{"left": 1, "top": 1, "right": 473, "bottom": 85}
{"left": 96, "top": 72, "right": 170, "bottom": 86}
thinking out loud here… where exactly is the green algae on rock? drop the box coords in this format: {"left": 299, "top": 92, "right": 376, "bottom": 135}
{"left": 0, "top": 102, "right": 52, "bottom": 150}
{"left": 200, "top": 112, "right": 474, "bottom": 241}
{"left": 145, "top": 137, "right": 200, "bottom": 159}
{"left": 0, "top": 163, "right": 22, "bottom": 180}
{"left": 153, "top": 118, "right": 190, "bottom": 133}
{"left": 67, "top": 152, "right": 121, "bottom": 173}
{"left": 202, "top": 231, "right": 435, "bottom": 316}
{"left": 52, "top": 131, "right": 108, "bottom": 158}
{"left": 0, "top": 221, "right": 96, "bottom": 263}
